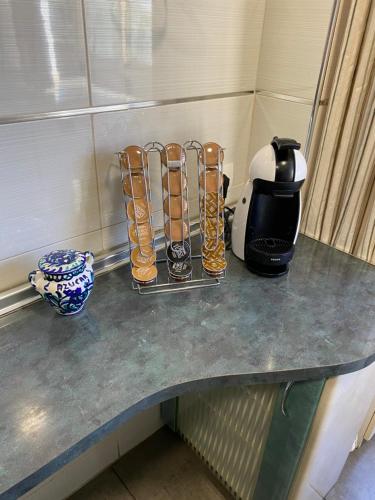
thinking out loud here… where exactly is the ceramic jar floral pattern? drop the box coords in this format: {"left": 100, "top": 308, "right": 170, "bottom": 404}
{"left": 28, "top": 250, "right": 94, "bottom": 315}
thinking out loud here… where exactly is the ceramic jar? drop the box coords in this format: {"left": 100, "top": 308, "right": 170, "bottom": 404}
{"left": 28, "top": 250, "right": 94, "bottom": 315}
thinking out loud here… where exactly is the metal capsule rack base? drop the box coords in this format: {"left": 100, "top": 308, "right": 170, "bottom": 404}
{"left": 118, "top": 140, "right": 226, "bottom": 295}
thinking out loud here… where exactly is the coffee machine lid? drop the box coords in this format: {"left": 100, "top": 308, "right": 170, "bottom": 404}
{"left": 249, "top": 137, "right": 307, "bottom": 183}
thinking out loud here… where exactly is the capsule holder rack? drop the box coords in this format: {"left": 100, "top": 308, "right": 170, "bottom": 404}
{"left": 117, "top": 140, "right": 225, "bottom": 295}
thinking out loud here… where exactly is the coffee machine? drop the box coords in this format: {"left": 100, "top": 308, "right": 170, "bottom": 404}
{"left": 231, "top": 137, "right": 307, "bottom": 276}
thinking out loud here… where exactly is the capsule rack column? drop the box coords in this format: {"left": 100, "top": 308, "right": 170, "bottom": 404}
{"left": 198, "top": 143, "right": 227, "bottom": 278}
{"left": 160, "top": 143, "right": 193, "bottom": 282}
{"left": 118, "top": 146, "right": 158, "bottom": 287}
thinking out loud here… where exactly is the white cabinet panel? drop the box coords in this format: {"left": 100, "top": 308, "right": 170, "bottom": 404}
{"left": 0, "top": 0, "right": 89, "bottom": 115}
{"left": 0, "top": 116, "right": 101, "bottom": 265}
{"left": 93, "top": 95, "right": 254, "bottom": 250}
{"left": 257, "top": 0, "right": 334, "bottom": 99}
{"left": 249, "top": 95, "right": 312, "bottom": 161}
{"left": 84, "top": 0, "right": 265, "bottom": 105}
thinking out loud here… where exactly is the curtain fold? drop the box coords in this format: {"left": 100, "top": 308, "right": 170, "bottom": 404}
{"left": 301, "top": 0, "right": 375, "bottom": 264}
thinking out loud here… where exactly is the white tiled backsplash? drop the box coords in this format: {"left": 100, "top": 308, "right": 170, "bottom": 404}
{"left": 0, "top": 0, "right": 334, "bottom": 292}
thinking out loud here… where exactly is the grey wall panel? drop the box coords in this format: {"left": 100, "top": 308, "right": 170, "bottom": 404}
{"left": 84, "top": 0, "right": 265, "bottom": 105}
{"left": 0, "top": 0, "right": 89, "bottom": 115}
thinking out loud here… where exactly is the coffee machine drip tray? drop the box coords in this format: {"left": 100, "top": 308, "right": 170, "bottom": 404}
{"left": 246, "top": 237, "right": 295, "bottom": 277}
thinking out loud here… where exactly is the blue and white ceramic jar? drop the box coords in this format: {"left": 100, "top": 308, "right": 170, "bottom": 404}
{"left": 28, "top": 250, "right": 94, "bottom": 315}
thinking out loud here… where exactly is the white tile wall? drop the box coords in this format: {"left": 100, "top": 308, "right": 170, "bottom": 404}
{"left": 249, "top": 94, "right": 312, "bottom": 161}
{"left": 0, "top": 0, "right": 89, "bottom": 115}
{"left": 84, "top": 0, "right": 265, "bottom": 105}
{"left": 0, "top": 116, "right": 101, "bottom": 292}
{"left": 93, "top": 95, "right": 254, "bottom": 249}
{"left": 256, "top": 0, "right": 334, "bottom": 100}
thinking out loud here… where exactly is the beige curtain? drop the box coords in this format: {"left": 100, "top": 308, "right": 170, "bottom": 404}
{"left": 301, "top": 0, "right": 375, "bottom": 264}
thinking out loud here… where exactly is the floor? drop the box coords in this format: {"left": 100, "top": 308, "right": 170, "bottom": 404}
{"left": 326, "top": 437, "right": 375, "bottom": 500}
{"left": 69, "top": 427, "right": 232, "bottom": 500}
{"left": 70, "top": 427, "right": 375, "bottom": 500}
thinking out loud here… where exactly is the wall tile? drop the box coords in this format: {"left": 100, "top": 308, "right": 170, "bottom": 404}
{"left": 0, "top": 230, "right": 103, "bottom": 294}
{"left": 93, "top": 95, "right": 254, "bottom": 250}
{"left": 0, "top": 116, "right": 101, "bottom": 268}
{"left": 0, "top": 0, "right": 89, "bottom": 115}
{"left": 256, "top": 0, "right": 334, "bottom": 99}
{"left": 249, "top": 95, "right": 312, "bottom": 162}
{"left": 84, "top": 0, "right": 265, "bottom": 105}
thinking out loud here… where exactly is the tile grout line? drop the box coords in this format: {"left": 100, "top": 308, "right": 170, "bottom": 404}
{"left": 111, "top": 466, "right": 137, "bottom": 500}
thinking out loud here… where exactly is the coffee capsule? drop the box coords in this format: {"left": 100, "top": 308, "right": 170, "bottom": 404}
{"left": 129, "top": 223, "right": 154, "bottom": 246}
{"left": 199, "top": 142, "right": 224, "bottom": 167}
{"left": 201, "top": 216, "right": 224, "bottom": 239}
{"left": 200, "top": 193, "right": 224, "bottom": 217}
{"left": 167, "top": 241, "right": 191, "bottom": 263}
{"left": 127, "top": 198, "right": 151, "bottom": 224}
{"left": 203, "top": 257, "right": 227, "bottom": 275}
{"left": 162, "top": 170, "right": 187, "bottom": 196}
{"left": 168, "top": 260, "right": 192, "bottom": 281}
{"left": 123, "top": 174, "right": 149, "bottom": 198}
{"left": 199, "top": 170, "right": 223, "bottom": 193}
{"left": 165, "top": 220, "right": 189, "bottom": 241}
{"left": 161, "top": 143, "right": 186, "bottom": 168}
{"left": 163, "top": 195, "right": 188, "bottom": 219}
{"left": 131, "top": 246, "right": 156, "bottom": 267}
{"left": 120, "top": 145, "right": 148, "bottom": 171}
{"left": 132, "top": 264, "right": 158, "bottom": 284}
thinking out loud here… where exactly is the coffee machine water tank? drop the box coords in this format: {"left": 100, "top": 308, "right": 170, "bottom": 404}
{"left": 231, "top": 137, "right": 307, "bottom": 277}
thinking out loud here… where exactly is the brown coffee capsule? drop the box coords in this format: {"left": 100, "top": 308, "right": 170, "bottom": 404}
{"left": 131, "top": 246, "right": 156, "bottom": 267}
{"left": 127, "top": 198, "right": 151, "bottom": 224}
{"left": 120, "top": 145, "right": 148, "bottom": 171}
{"left": 129, "top": 223, "right": 154, "bottom": 246}
{"left": 139, "top": 245, "right": 155, "bottom": 257}
{"left": 163, "top": 196, "right": 188, "bottom": 219}
{"left": 164, "top": 220, "right": 189, "bottom": 241}
{"left": 201, "top": 216, "right": 224, "bottom": 239}
{"left": 199, "top": 170, "right": 223, "bottom": 193}
{"left": 162, "top": 170, "right": 187, "bottom": 196}
{"left": 132, "top": 265, "right": 158, "bottom": 284}
{"left": 203, "top": 257, "right": 227, "bottom": 275}
{"left": 199, "top": 142, "right": 224, "bottom": 167}
{"left": 161, "top": 143, "right": 186, "bottom": 168}
{"left": 200, "top": 193, "right": 224, "bottom": 217}
{"left": 202, "top": 239, "right": 225, "bottom": 260}
{"left": 123, "top": 174, "right": 149, "bottom": 198}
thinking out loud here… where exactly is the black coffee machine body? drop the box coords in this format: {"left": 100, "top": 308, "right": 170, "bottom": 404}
{"left": 232, "top": 137, "right": 307, "bottom": 276}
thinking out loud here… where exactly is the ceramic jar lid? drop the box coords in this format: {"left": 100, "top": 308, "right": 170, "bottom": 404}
{"left": 161, "top": 143, "right": 186, "bottom": 168}
{"left": 162, "top": 171, "right": 187, "bottom": 196}
{"left": 199, "top": 142, "right": 224, "bottom": 167}
{"left": 38, "top": 249, "right": 86, "bottom": 276}
{"left": 163, "top": 196, "right": 188, "bottom": 219}
{"left": 120, "top": 145, "right": 148, "bottom": 171}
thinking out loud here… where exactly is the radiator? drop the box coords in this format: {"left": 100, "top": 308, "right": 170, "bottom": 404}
{"left": 176, "top": 384, "right": 278, "bottom": 500}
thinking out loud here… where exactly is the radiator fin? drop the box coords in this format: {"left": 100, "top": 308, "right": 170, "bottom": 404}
{"left": 177, "top": 384, "right": 278, "bottom": 500}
